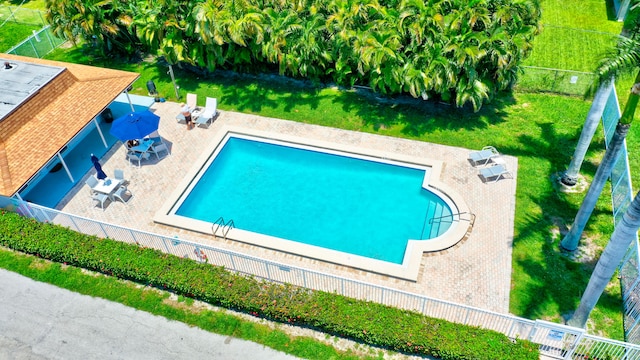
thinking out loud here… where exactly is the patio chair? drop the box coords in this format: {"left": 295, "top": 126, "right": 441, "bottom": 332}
{"left": 91, "top": 192, "right": 109, "bottom": 210}
{"left": 186, "top": 93, "right": 199, "bottom": 111}
{"left": 149, "top": 142, "right": 170, "bottom": 159}
{"left": 85, "top": 176, "right": 99, "bottom": 193}
{"left": 468, "top": 146, "right": 501, "bottom": 166}
{"left": 478, "top": 163, "right": 512, "bottom": 183}
{"left": 195, "top": 97, "right": 218, "bottom": 128}
{"left": 112, "top": 186, "right": 132, "bottom": 204}
{"left": 126, "top": 151, "right": 150, "bottom": 168}
{"left": 113, "top": 168, "right": 128, "bottom": 188}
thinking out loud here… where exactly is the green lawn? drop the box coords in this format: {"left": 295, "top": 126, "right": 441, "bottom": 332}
{"left": 0, "top": 21, "right": 40, "bottom": 52}
{"left": 0, "top": 2, "right": 45, "bottom": 25}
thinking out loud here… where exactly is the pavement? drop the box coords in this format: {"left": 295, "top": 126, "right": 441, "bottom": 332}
{"left": 0, "top": 269, "right": 299, "bottom": 360}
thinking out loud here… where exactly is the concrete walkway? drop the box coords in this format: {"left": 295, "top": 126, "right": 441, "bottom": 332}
{"left": 0, "top": 269, "right": 299, "bottom": 360}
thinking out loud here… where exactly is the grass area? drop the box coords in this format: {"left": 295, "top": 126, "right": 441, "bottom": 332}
{"left": 523, "top": 26, "right": 620, "bottom": 72}
{"left": 0, "top": 21, "right": 39, "bottom": 52}
{"left": 0, "top": 2, "right": 45, "bottom": 25}
{"left": 518, "top": 0, "right": 623, "bottom": 95}
{"left": 0, "top": 247, "right": 387, "bottom": 360}
{"left": 540, "top": 0, "right": 623, "bottom": 33}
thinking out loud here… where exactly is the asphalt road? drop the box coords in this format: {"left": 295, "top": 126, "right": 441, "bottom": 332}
{"left": 0, "top": 269, "right": 300, "bottom": 360}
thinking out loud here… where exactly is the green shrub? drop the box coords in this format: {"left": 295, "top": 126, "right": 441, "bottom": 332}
{"left": 0, "top": 211, "right": 538, "bottom": 359}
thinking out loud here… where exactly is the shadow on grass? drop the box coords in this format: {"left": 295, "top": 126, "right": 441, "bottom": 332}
{"left": 501, "top": 121, "right": 618, "bottom": 321}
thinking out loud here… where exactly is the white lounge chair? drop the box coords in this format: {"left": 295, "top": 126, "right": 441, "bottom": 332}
{"left": 175, "top": 94, "right": 199, "bottom": 123}
{"left": 196, "top": 97, "right": 217, "bottom": 128}
{"left": 479, "top": 163, "right": 512, "bottom": 183}
{"left": 186, "top": 93, "right": 199, "bottom": 111}
{"left": 468, "top": 146, "right": 501, "bottom": 166}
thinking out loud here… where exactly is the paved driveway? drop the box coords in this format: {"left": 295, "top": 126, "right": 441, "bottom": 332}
{"left": 0, "top": 269, "right": 299, "bottom": 360}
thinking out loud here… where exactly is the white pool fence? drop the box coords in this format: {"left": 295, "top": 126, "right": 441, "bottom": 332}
{"left": 16, "top": 202, "right": 640, "bottom": 359}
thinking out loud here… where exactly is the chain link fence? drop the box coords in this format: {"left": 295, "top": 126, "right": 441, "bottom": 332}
{"left": 0, "top": 5, "right": 66, "bottom": 58}
{"left": 601, "top": 83, "right": 640, "bottom": 344}
{"left": 6, "top": 25, "right": 66, "bottom": 58}
{"left": 516, "top": 66, "right": 596, "bottom": 96}
{"left": 0, "top": 5, "right": 45, "bottom": 26}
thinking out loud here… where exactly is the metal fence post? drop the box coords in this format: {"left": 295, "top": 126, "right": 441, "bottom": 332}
{"left": 161, "top": 237, "right": 170, "bottom": 253}
{"left": 44, "top": 27, "right": 54, "bottom": 49}
{"left": 29, "top": 38, "right": 39, "bottom": 58}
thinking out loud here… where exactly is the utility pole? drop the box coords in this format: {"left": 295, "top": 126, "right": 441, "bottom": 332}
{"left": 167, "top": 64, "right": 180, "bottom": 100}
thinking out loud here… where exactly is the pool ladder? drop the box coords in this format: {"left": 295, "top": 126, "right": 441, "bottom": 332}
{"left": 427, "top": 212, "right": 476, "bottom": 239}
{"left": 429, "top": 212, "right": 476, "bottom": 225}
{"left": 212, "top": 217, "right": 235, "bottom": 239}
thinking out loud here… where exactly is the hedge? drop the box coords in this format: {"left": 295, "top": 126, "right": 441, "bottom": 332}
{"left": 0, "top": 211, "right": 539, "bottom": 359}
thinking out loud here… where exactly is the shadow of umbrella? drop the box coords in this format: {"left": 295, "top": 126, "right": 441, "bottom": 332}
{"left": 90, "top": 153, "right": 107, "bottom": 180}
{"left": 109, "top": 110, "right": 160, "bottom": 142}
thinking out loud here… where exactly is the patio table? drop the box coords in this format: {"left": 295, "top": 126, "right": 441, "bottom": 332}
{"left": 129, "top": 138, "right": 154, "bottom": 154}
{"left": 93, "top": 177, "right": 123, "bottom": 200}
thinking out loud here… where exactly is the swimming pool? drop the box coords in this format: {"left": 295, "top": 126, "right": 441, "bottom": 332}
{"left": 175, "top": 136, "right": 451, "bottom": 264}
{"left": 155, "top": 127, "right": 469, "bottom": 280}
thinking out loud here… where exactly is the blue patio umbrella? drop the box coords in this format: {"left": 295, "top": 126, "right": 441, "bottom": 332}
{"left": 109, "top": 110, "right": 160, "bottom": 142}
{"left": 90, "top": 153, "right": 107, "bottom": 180}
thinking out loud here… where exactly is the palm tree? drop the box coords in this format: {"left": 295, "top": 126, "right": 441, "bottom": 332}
{"left": 559, "top": 80, "right": 614, "bottom": 186}
{"left": 46, "top": 0, "right": 138, "bottom": 55}
{"left": 567, "top": 189, "right": 640, "bottom": 328}
{"left": 561, "top": 31, "right": 640, "bottom": 251}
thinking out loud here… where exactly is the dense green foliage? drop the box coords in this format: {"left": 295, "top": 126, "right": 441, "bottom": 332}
{"left": 0, "top": 211, "right": 539, "bottom": 359}
{"left": 44, "top": 0, "right": 541, "bottom": 111}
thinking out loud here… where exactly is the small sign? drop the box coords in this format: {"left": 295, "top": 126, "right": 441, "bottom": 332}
{"left": 548, "top": 330, "right": 564, "bottom": 341}
{"left": 570, "top": 76, "right": 579, "bottom": 84}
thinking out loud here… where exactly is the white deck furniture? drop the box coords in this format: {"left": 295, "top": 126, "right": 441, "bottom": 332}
{"left": 479, "top": 163, "right": 512, "bottom": 183}
{"left": 92, "top": 178, "right": 123, "bottom": 199}
{"left": 468, "top": 146, "right": 501, "bottom": 166}
{"left": 196, "top": 97, "right": 217, "bottom": 128}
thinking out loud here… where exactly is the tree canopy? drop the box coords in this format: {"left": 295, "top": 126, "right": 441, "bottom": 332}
{"left": 46, "top": 0, "right": 541, "bottom": 111}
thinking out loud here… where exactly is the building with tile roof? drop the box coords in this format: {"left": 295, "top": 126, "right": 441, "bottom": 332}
{"left": 0, "top": 53, "right": 139, "bottom": 200}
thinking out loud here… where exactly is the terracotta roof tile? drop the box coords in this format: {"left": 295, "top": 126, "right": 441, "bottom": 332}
{"left": 0, "top": 53, "right": 140, "bottom": 197}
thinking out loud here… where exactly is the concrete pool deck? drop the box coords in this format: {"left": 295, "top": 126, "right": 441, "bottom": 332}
{"left": 58, "top": 100, "right": 518, "bottom": 314}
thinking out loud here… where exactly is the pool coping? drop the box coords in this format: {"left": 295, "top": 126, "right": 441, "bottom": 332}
{"left": 154, "top": 125, "right": 471, "bottom": 281}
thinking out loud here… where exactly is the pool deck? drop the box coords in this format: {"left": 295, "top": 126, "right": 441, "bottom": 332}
{"left": 58, "top": 100, "right": 518, "bottom": 314}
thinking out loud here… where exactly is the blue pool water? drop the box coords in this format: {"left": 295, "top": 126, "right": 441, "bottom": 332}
{"left": 176, "top": 137, "right": 452, "bottom": 264}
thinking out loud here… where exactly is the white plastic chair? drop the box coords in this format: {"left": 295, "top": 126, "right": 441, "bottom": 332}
{"left": 479, "top": 163, "right": 512, "bottom": 183}
{"left": 468, "top": 146, "right": 501, "bottom": 167}
{"left": 186, "top": 93, "right": 199, "bottom": 111}
{"left": 149, "top": 143, "right": 170, "bottom": 159}
{"left": 113, "top": 168, "right": 128, "bottom": 188}
{"left": 91, "top": 192, "right": 109, "bottom": 210}
{"left": 126, "top": 151, "right": 150, "bottom": 167}
{"left": 85, "top": 176, "right": 99, "bottom": 193}
{"left": 196, "top": 97, "right": 217, "bottom": 128}
{"left": 112, "top": 186, "right": 132, "bottom": 204}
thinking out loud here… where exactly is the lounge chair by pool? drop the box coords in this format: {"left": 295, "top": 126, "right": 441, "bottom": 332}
{"left": 468, "top": 146, "right": 501, "bottom": 166}
{"left": 479, "top": 162, "right": 512, "bottom": 183}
